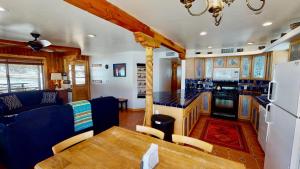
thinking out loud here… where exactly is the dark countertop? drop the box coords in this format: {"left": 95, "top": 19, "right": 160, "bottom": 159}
{"left": 239, "top": 90, "right": 270, "bottom": 107}
{"left": 153, "top": 90, "right": 211, "bottom": 109}
{"left": 153, "top": 89, "right": 270, "bottom": 109}
{"left": 255, "top": 95, "right": 270, "bottom": 107}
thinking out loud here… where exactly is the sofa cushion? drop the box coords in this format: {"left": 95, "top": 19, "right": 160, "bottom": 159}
{"left": 0, "top": 100, "right": 9, "bottom": 116}
{"left": 41, "top": 92, "right": 57, "bottom": 104}
{"left": 0, "top": 95, "right": 22, "bottom": 111}
{"left": 0, "top": 105, "right": 75, "bottom": 169}
{"left": 14, "top": 90, "right": 43, "bottom": 106}
{"left": 0, "top": 114, "right": 18, "bottom": 125}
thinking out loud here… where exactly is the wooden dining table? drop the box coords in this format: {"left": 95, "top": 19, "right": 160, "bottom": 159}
{"left": 35, "top": 126, "right": 246, "bottom": 169}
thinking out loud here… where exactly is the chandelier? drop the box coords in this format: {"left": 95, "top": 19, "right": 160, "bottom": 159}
{"left": 180, "top": 0, "right": 266, "bottom": 26}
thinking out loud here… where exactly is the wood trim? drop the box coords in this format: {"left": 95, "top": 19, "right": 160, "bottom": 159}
{"left": 64, "top": 0, "right": 186, "bottom": 57}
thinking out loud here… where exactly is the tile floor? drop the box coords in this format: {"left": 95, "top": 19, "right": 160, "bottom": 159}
{"left": 119, "top": 110, "right": 265, "bottom": 169}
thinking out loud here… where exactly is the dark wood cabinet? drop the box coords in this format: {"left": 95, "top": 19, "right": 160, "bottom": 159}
{"left": 57, "top": 90, "right": 69, "bottom": 104}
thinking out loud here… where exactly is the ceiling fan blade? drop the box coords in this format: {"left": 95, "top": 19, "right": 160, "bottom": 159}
{"left": 41, "top": 48, "right": 55, "bottom": 53}
{"left": 39, "top": 40, "right": 52, "bottom": 47}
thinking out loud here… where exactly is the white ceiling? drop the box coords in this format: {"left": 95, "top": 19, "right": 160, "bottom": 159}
{"left": 0, "top": 0, "right": 299, "bottom": 55}
{"left": 109, "top": 0, "right": 300, "bottom": 50}
{"left": 0, "top": 0, "right": 146, "bottom": 55}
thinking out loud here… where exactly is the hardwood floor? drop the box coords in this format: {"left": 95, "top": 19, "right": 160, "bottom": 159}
{"left": 0, "top": 110, "right": 263, "bottom": 169}
{"left": 119, "top": 110, "right": 264, "bottom": 169}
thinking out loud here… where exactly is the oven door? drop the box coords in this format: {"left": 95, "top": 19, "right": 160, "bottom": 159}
{"left": 212, "top": 92, "right": 238, "bottom": 119}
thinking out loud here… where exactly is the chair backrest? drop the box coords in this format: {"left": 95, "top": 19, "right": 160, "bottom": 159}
{"left": 172, "top": 135, "right": 213, "bottom": 153}
{"left": 136, "top": 125, "right": 165, "bottom": 140}
{"left": 52, "top": 131, "right": 94, "bottom": 154}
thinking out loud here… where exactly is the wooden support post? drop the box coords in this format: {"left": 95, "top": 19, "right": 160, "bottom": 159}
{"left": 145, "top": 47, "right": 153, "bottom": 126}
{"left": 134, "top": 32, "right": 161, "bottom": 126}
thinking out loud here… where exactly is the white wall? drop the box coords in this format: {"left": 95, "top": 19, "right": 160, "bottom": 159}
{"left": 90, "top": 50, "right": 171, "bottom": 109}
{"left": 90, "top": 51, "right": 146, "bottom": 109}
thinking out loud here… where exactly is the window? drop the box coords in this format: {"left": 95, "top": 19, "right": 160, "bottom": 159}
{"left": 75, "top": 64, "right": 86, "bottom": 85}
{"left": 0, "top": 58, "right": 44, "bottom": 94}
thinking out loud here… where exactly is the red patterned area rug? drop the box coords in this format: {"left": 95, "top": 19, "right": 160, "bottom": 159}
{"left": 200, "top": 118, "right": 249, "bottom": 152}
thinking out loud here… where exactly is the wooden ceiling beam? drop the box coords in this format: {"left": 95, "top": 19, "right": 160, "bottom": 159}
{"left": 64, "top": 0, "right": 186, "bottom": 59}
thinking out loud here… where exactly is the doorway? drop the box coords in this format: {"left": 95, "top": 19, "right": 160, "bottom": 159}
{"left": 66, "top": 60, "right": 90, "bottom": 101}
{"left": 171, "top": 59, "right": 181, "bottom": 92}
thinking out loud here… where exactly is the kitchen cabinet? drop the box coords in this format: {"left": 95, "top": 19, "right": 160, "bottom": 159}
{"left": 226, "top": 56, "right": 240, "bottom": 68}
{"left": 269, "top": 51, "right": 289, "bottom": 80}
{"left": 194, "top": 58, "right": 205, "bottom": 79}
{"left": 240, "top": 56, "right": 252, "bottom": 79}
{"left": 290, "top": 39, "right": 300, "bottom": 61}
{"left": 251, "top": 98, "right": 260, "bottom": 133}
{"left": 214, "top": 57, "right": 226, "bottom": 68}
{"left": 183, "top": 95, "right": 202, "bottom": 136}
{"left": 185, "top": 58, "right": 195, "bottom": 79}
{"left": 238, "top": 95, "right": 252, "bottom": 120}
{"left": 201, "top": 92, "right": 212, "bottom": 115}
{"left": 252, "top": 55, "right": 267, "bottom": 79}
{"left": 205, "top": 58, "right": 213, "bottom": 79}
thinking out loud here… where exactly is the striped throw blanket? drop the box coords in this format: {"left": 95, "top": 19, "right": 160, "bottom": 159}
{"left": 69, "top": 100, "right": 93, "bottom": 132}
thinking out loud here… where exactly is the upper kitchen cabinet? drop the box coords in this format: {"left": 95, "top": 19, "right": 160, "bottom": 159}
{"left": 185, "top": 58, "right": 195, "bottom": 79}
{"left": 240, "top": 56, "right": 252, "bottom": 79}
{"left": 205, "top": 58, "right": 213, "bottom": 79}
{"left": 226, "top": 56, "right": 240, "bottom": 68}
{"left": 194, "top": 58, "right": 205, "bottom": 79}
{"left": 214, "top": 57, "right": 226, "bottom": 68}
{"left": 252, "top": 55, "right": 267, "bottom": 79}
{"left": 290, "top": 39, "right": 300, "bottom": 61}
{"left": 269, "top": 51, "right": 289, "bottom": 80}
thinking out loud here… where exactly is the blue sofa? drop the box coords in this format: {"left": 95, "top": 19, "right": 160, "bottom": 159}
{"left": 0, "top": 90, "right": 64, "bottom": 124}
{"left": 0, "top": 96, "right": 119, "bottom": 169}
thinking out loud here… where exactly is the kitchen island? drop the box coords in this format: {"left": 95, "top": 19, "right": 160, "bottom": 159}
{"left": 153, "top": 90, "right": 212, "bottom": 136}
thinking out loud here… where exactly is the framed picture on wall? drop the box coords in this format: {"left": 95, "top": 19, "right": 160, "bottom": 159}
{"left": 113, "top": 63, "right": 126, "bottom": 77}
{"left": 227, "top": 56, "right": 240, "bottom": 67}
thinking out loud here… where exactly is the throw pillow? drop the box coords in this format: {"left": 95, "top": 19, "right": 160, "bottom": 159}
{"left": 0, "top": 95, "right": 23, "bottom": 111}
{"left": 41, "top": 92, "right": 57, "bottom": 104}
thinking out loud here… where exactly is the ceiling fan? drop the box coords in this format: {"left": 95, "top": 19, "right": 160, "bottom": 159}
{"left": 27, "top": 33, "right": 52, "bottom": 51}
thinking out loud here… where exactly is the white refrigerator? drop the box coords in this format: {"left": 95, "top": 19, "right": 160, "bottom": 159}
{"left": 265, "top": 61, "right": 300, "bottom": 169}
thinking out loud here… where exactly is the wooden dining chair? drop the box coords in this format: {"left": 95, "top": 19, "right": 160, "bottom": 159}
{"left": 136, "top": 125, "right": 165, "bottom": 140}
{"left": 172, "top": 134, "right": 213, "bottom": 153}
{"left": 52, "top": 130, "right": 94, "bottom": 154}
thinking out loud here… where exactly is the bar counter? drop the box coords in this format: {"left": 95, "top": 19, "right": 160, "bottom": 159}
{"left": 153, "top": 89, "right": 212, "bottom": 108}
{"left": 153, "top": 89, "right": 212, "bottom": 136}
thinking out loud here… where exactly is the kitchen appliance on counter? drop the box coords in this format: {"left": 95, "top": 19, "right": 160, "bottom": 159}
{"left": 264, "top": 61, "right": 300, "bottom": 169}
{"left": 211, "top": 81, "right": 239, "bottom": 119}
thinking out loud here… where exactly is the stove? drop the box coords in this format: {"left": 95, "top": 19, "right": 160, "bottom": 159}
{"left": 211, "top": 81, "right": 239, "bottom": 119}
